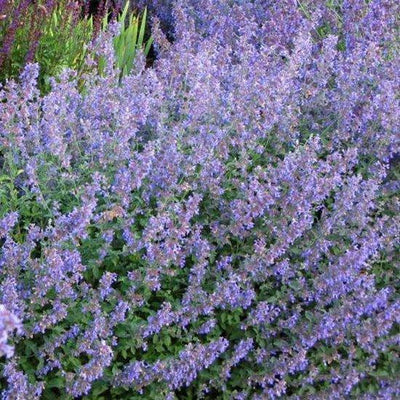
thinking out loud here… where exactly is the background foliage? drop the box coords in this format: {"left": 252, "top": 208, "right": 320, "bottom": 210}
{"left": 0, "top": 0, "right": 151, "bottom": 93}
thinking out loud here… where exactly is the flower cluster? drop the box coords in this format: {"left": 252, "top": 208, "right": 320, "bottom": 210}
{"left": 0, "top": 305, "right": 21, "bottom": 359}
{"left": 0, "top": 0, "right": 399, "bottom": 398}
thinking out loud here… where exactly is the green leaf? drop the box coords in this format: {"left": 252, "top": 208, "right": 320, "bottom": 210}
{"left": 164, "top": 335, "right": 172, "bottom": 347}
{"left": 47, "top": 376, "right": 65, "bottom": 389}
{"left": 91, "top": 381, "right": 108, "bottom": 396}
{"left": 138, "top": 8, "right": 147, "bottom": 48}
{"left": 144, "top": 36, "right": 153, "bottom": 57}
{"left": 119, "top": 1, "right": 130, "bottom": 26}
{"left": 0, "top": 175, "right": 12, "bottom": 183}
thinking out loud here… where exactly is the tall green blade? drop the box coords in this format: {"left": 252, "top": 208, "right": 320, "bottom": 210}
{"left": 120, "top": 1, "right": 130, "bottom": 26}
{"left": 144, "top": 36, "right": 153, "bottom": 57}
{"left": 138, "top": 7, "right": 147, "bottom": 48}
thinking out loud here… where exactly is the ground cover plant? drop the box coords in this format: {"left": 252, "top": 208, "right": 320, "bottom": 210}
{"left": 0, "top": 0, "right": 399, "bottom": 398}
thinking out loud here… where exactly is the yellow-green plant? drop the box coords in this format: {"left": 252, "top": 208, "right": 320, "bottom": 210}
{"left": 100, "top": 2, "right": 153, "bottom": 81}
{"left": 36, "top": 2, "right": 94, "bottom": 93}
{"left": 0, "top": 1, "right": 152, "bottom": 93}
{"left": 115, "top": 3, "right": 153, "bottom": 78}
{"left": 0, "top": 1, "right": 95, "bottom": 93}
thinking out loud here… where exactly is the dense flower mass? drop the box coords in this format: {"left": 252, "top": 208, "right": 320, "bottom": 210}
{"left": 0, "top": 305, "right": 21, "bottom": 359}
{"left": 0, "top": 0, "right": 399, "bottom": 398}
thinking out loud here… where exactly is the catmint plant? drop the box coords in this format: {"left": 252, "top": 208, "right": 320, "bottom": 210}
{"left": 0, "top": 0, "right": 399, "bottom": 399}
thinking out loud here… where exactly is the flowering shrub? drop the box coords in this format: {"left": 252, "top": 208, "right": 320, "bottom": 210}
{"left": 0, "top": 0, "right": 399, "bottom": 399}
